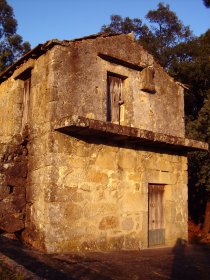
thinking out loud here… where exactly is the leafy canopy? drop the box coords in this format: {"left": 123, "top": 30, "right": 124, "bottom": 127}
{"left": 203, "top": 0, "right": 210, "bottom": 7}
{"left": 0, "top": 0, "right": 30, "bottom": 72}
{"left": 101, "top": 15, "right": 149, "bottom": 39}
{"left": 169, "top": 29, "right": 210, "bottom": 117}
{"left": 101, "top": 2, "right": 193, "bottom": 68}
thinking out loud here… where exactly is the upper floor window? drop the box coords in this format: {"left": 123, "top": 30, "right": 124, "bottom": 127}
{"left": 107, "top": 73, "right": 125, "bottom": 124}
{"left": 22, "top": 76, "right": 31, "bottom": 130}
{"left": 15, "top": 67, "right": 32, "bottom": 131}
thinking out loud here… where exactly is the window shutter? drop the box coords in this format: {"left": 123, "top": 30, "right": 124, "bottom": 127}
{"left": 107, "top": 75, "right": 123, "bottom": 124}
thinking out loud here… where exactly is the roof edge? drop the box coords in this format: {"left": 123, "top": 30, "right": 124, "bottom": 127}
{"left": 0, "top": 39, "right": 65, "bottom": 83}
{"left": 0, "top": 33, "right": 128, "bottom": 84}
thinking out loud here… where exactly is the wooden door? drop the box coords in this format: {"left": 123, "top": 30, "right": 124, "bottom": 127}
{"left": 21, "top": 77, "right": 31, "bottom": 130}
{"left": 148, "top": 184, "right": 165, "bottom": 247}
{"left": 107, "top": 75, "right": 123, "bottom": 124}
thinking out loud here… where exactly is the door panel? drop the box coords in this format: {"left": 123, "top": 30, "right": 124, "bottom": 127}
{"left": 107, "top": 75, "right": 123, "bottom": 124}
{"left": 148, "top": 184, "right": 165, "bottom": 247}
{"left": 22, "top": 77, "right": 31, "bottom": 130}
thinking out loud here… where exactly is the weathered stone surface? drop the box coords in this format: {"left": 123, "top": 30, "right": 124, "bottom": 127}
{"left": 95, "top": 149, "right": 117, "bottom": 170}
{"left": 0, "top": 184, "right": 10, "bottom": 200}
{"left": 109, "top": 235, "right": 124, "bottom": 250}
{"left": 118, "top": 149, "right": 137, "bottom": 170}
{"left": 121, "top": 217, "right": 134, "bottom": 231}
{"left": 6, "top": 162, "right": 27, "bottom": 178}
{"left": 0, "top": 134, "right": 28, "bottom": 233}
{"left": 1, "top": 33, "right": 206, "bottom": 253}
{"left": 124, "top": 233, "right": 141, "bottom": 250}
{"left": 0, "top": 213, "right": 24, "bottom": 233}
{"left": 99, "top": 216, "right": 119, "bottom": 230}
{"left": 64, "top": 203, "right": 84, "bottom": 221}
{"left": 55, "top": 116, "right": 208, "bottom": 152}
{"left": 87, "top": 170, "right": 108, "bottom": 184}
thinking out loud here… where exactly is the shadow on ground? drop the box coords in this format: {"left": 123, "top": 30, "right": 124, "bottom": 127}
{"left": 0, "top": 235, "right": 210, "bottom": 280}
{"left": 171, "top": 238, "right": 210, "bottom": 280}
{"left": 0, "top": 235, "right": 73, "bottom": 279}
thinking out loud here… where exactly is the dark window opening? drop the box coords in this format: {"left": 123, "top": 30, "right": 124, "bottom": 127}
{"left": 8, "top": 185, "right": 14, "bottom": 194}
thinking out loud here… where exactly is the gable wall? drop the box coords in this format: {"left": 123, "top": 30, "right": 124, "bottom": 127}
{"left": 50, "top": 34, "right": 185, "bottom": 137}
{"left": 0, "top": 34, "right": 188, "bottom": 252}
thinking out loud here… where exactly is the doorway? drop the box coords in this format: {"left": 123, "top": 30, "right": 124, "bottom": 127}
{"left": 148, "top": 184, "right": 165, "bottom": 247}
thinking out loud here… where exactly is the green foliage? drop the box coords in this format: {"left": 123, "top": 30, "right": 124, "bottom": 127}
{"left": 101, "top": 3, "right": 193, "bottom": 68}
{"left": 101, "top": 15, "right": 149, "bottom": 39}
{"left": 169, "top": 30, "right": 210, "bottom": 117}
{"left": 187, "top": 91, "right": 210, "bottom": 142}
{"left": 203, "top": 0, "right": 210, "bottom": 7}
{"left": 143, "top": 2, "right": 192, "bottom": 67}
{"left": 178, "top": 32, "right": 210, "bottom": 223}
{"left": 187, "top": 90, "right": 210, "bottom": 200}
{"left": 0, "top": 0, "right": 30, "bottom": 72}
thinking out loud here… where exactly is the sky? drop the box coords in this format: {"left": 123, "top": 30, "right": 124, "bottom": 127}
{"left": 8, "top": 0, "right": 210, "bottom": 48}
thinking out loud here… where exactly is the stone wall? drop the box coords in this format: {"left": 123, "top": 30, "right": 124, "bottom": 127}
{"left": 0, "top": 66, "right": 29, "bottom": 234}
{"left": 0, "top": 132, "right": 28, "bottom": 233}
{"left": 29, "top": 132, "right": 188, "bottom": 253}
{"left": 49, "top": 34, "right": 185, "bottom": 138}
{"left": 0, "top": 34, "right": 189, "bottom": 252}
{"left": 0, "top": 52, "right": 52, "bottom": 246}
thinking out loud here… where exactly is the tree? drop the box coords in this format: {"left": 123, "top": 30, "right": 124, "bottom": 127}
{"left": 203, "top": 0, "right": 210, "bottom": 7}
{"left": 187, "top": 91, "right": 210, "bottom": 233}
{"left": 101, "top": 3, "right": 193, "bottom": 68}
{"left": 169, "top": 30, "right": 210, "bottom": 233}
{"left": 169, "top": 30, "right": 210, "bottom": 117}
{"left": 144, "top": 2, "right": 193, "bottom": 67}
{"left": 0, "top": 0, "right": 30, "bottom": 72}
{"left": 101, "top": 15, "right": 149, "bottom": 39}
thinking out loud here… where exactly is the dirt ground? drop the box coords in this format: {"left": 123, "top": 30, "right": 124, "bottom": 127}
{"left": 0, "top": 235, "right": 210, "bottom": 280}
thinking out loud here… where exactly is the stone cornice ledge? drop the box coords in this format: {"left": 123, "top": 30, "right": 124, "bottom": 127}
{"left": 54, "top": 116, "right": 208, "bottom": 152}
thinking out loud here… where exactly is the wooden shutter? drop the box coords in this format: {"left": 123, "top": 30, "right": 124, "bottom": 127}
{"left": 107, "top": 75, "right": 123, "bottom": 124}
{"left": 21, "top": 77, "right": 31, "bottom": 130}
{"left": 141, "top": 67, "right": 155, "bottom": 93}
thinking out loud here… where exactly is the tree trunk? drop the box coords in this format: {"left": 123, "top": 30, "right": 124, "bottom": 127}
{"left": 202, "top": 194, "right": 210, "bottom": 234}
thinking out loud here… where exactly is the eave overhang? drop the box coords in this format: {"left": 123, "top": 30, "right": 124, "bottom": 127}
{"left": 0, "top": 40, "right": 63, "bottom": 84}
{"left": 54, "top": 116, "right": 208, "bottom": 152}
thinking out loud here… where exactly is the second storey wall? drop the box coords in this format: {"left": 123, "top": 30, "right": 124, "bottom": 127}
{"left": 48, "top": 35, "right": 185, "bottom": 138}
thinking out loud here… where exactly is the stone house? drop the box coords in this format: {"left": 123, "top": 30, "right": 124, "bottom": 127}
{"left": 0, "top": 33, "right": 208, "bottom": 253}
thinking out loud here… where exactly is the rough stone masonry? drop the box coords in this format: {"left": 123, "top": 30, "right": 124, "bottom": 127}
{"left": 0, "top": 33, "right": 208, "bottom": 253}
